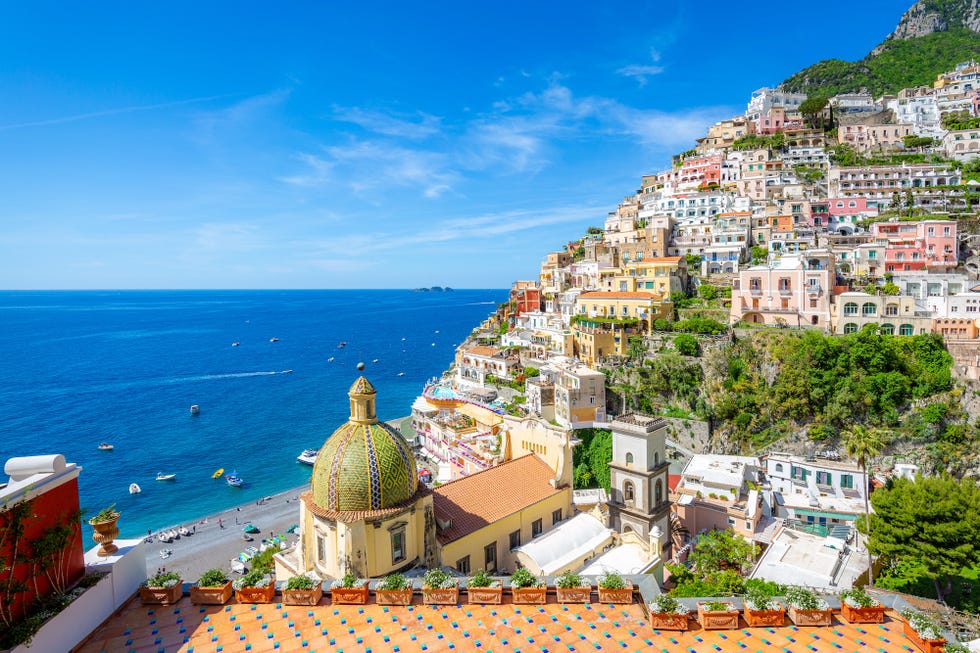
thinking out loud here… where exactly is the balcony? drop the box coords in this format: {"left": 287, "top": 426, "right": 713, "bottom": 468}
{"left": 778, "top": 286, "right": 793, "bottom": 295}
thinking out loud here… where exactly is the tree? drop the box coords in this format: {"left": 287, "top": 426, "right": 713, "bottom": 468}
{"left": 865, "top": 475, "right": 980, "bottom": 603}
{"left": 687, "top": 529, "right": 759, "bottom": 576}
{"left": 674, "top": 334, "right": 699, "bottom": 357}
{"left": 799, "top": 96, "right": 829, "bottom": 129}
{"left": 684, "top": 253, "right": 702, "bottom": 272}
{"left": 843, "top": 424, "right": 885, "bottom": 584}
{"left": 751, "top": 246, "right": 768, "bottom": 264}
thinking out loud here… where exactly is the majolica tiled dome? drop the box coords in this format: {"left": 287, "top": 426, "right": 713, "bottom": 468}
{"left": 311, "top": 375, "right": 418, "bottom": 513}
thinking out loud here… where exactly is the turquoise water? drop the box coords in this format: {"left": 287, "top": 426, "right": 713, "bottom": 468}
{"left": 0, "top": 290, "right": 506, "bottom": 538}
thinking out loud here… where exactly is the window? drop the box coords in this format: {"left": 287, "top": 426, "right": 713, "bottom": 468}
{"left": 844, "top": 302, "right": 858, "bottom": 316}
{"left": 552, "top": 509, "right": 562, "bottom": 525}
{"left": 532, "top": 519, "right": 543, "bottom": 537}
{"left": 655, "top": 479, "right": 663, "bottom": 506}
{"left": 843, "top": 323, "right": 858, "bottom": 334}
{"left": 816, "top": 471, "right": 832, "bottom": 486}
{"left": 774, "top": 463, "right": 784, "bottom": 473}
{"left": 880, "top": 323, "right": 895, "bottom": 335}
{"left": 862, "top": 303, "right": 877, "bottom": 316}
{"left": 885, "top": 304, "right": 898, "bottom": 316}
{"left": 317, "top": 534, "right": 327, "bottom": 562}
{"left": 509, "top": 530, "right": 521, "bottom": 550}
{"left": 625, "top": 452, "right": 634, "bottom": 465}
{"left": 391, "top": 530, "right": 406, "bottom": 563}
{"left": 456, "top": 555, "right": 471, "bottom": 574}
{"left": 624, "top": 481, "right": 635, "bottom": 503}
{"left": 900, "top": 324, "right": 914, "bottom": 336}
{"left": 484, "top": 543, "right": 497, "bottom": 571}
{"left": 841, "top": 474, "right": 854, "bottom": 489}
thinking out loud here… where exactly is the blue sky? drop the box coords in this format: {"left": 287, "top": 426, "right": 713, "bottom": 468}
{"left": 0, "top": 1, "right": 908, "bottom": 289}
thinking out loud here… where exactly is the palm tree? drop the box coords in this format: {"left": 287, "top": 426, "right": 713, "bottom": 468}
{"left": 842, "top": 425, "right": 886, "bottom": 584}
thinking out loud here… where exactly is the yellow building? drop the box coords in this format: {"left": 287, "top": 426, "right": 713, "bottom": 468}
{"left": 572, "top": 291, "right": 670, "bottom": 364}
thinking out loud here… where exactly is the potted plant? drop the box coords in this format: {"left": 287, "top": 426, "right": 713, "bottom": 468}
{"left": 283, "top": 574, "right": 322, "bottom": 606}
{"left": 190, "top": 568, "right": 233, "bottom": 605}
{"left": 597, "top": 571, "right": 633, "bottom": 604}
{"left": 509, "top": 567, "right": 546, "bottom": 604}
{"left": 901, "top": 609, "right": 946, "bottom": 653}
{"left": 330, "top": 572, "right": 369, "bottom": 605}
{"left": 785, "top": 587, "right": 832, "bottom": 626}
{"left": 422, "top": 568, "right": 459, "bottom": 605}
{"left": 697, "top": 601, "right": 739, "bottom": 630}
{"left": 839, "top": 587, "right": 886, "bottom": 623}
{"left": 648, "top": 594, "right": 690, "bottom": 631}
{"left": 233, "top": 569, "right": 276, "bottom": 604}
{"left": 140, "top": 570, "right": 183, "bottom": 605}
{"left": 555, "top": 570, "right": 591, "bottom": 604}
{"left": 466, "top": 569, "right": 502, "bottom": 604}
{"left": 743, "top": 587, "right": 784, "bottom": 627}
{"left": 88, "top": 504, "right": 120, "bottom": 556}
{"left": 375, "top": 573, "right": 413, "bottom": 605}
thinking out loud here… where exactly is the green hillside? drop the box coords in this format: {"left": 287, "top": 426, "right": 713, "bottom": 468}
{"left": 781, "top": 29, "right": 980, "bottom": 97}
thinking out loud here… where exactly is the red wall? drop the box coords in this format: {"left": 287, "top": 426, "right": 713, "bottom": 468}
{"left": 0, "top": 478, "right": 85, "bottom": 624}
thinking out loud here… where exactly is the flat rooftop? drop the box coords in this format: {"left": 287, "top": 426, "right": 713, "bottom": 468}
{"left": 78, "top": 595, "right": 918, "bottom": 653}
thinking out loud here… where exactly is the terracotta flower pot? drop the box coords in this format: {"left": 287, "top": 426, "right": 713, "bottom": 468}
{"left": 649, "top": 611, "right": 689, "bottom": 631}
{"left": 840, "top": 602, "right": 886, "bottom": 623}
{"left": 422, "top": 584, "right": 459, "bottom": 605}
{"left": 466, "top": 585, "right": 503, "bottom": 604}
{"left": 283, "top": 586, "right": 323, "bottom": 606}
{"left": 555, "top": 586, "right": 592, "bottom": 604}
{"left": 511, "top": 586, "right": 547, "bottom": 604}
{"left": 903, "top": 620, "right": 946, "bottom": 653}
{"left": 376, "top": 588, "right": 414, "bottom": 605}
{"left": 697, "top": 603, "right": 739, "bottom": 630}
{"left": 139, "top": 582, "right": 183, "bottom": 605}
{"left": 788, "top": 605, "right": 833, "bottom": 627}
{"left": 190, "top": 581, "right": 233, "bottom": 605}
{"left": 235, "top": 581, "right": 276, "bottom": 604}
{"left": 598, "top": 582, "right": 633, "bottom": 604}
{"left": 89, "top": 516, "right": 120, "bottom": 557}
{"left": 331, "top": 582, "right": 369, "bottom": 605}
{"left": 744, "top": 605, "right": 784, "bottom": 627}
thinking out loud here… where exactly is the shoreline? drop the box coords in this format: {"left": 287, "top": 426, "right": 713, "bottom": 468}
{"left": 144, "top": 416, "right": 413, "bottom": 580}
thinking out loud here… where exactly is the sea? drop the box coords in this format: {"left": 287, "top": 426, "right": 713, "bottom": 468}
{"left": 0, "top": 289, "right": 507, "bottom": 539}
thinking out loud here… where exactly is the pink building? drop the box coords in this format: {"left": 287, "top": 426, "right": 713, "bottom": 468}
{"left": 730, "top": 252, "right": 835, "bottom": 328}
{"left": 656, "top": 154, "right": 723, "bottom": 190}
{"left": 755, "top": 106, "right": 805, "bottom": 134}
{"left": 870, "top": 220, "right": 958, "bottom": 273}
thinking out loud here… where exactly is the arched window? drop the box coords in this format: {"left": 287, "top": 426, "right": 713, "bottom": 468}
{"left": 624, "top": 481, "right": 635, "bottom": 503}
{"left": 844, "top": 323, "right": 858, "bottom": 334}
{"left": 655, "top": 479, "right": 663, "bottom": 506}
{"left": 844, "top": 302, "right": 858, "bottom": 316}
{"left": 862, "top": 303, "right": 877, "bottom": 316}
{"left": 774, "top": 463, "right": 784, "bottom": 473}
{"left": 900, "top": 324, "right": 914, "bottom": 336}
{"left": 625, "top": 452, "right": 634, "bottom": 466}
{"left": 880, "top": 323, "right": 895, "bottom": 335}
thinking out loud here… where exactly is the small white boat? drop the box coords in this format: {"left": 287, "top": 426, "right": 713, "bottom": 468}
{"left": 281, "top": 369, "right": 293, "bottom": 374}
{"left": 98, "top": 442, "right": 114, "bottom": 451}
{"left": 297, "top": 449, "right": 318, "bottom": 465}
{"left": 435, "top": 330, "right": 439, "bottom": 334}
{"left": 168, "top": 529, "right": 179, "bottom": 540}
{"left": 372, "top": 358, "right": 379, "bottom": 363}
{"left": 397, "top": 372, "right": 405, "bottom": 377}
{"left": 431, "top": 343, "right": 436, "bottom": 346}
{"left": 270, "top": 337, "right": 279, "bottom": 342}
{"left": 190, "top": 405, "right": 200, "bottom": 415}
{"left": 226, "top": 472, "right": 244, "bottom": 487}
{"left": 232, "top": 342, "right": 240, "bottom": 347}
{"left": 158, "top": 531, "right": 173, "bottom": 543}
{"left": 129, "top": 483, "right": 141, "bottom": 495}
{"left": 338, "top": 341, "right": 347, "bottom": 348}
{"left": 156, "top": 472, "right": 176, "bottom": 481}
{"left": 327, "top": 356, "right": 335, "bottom": 362}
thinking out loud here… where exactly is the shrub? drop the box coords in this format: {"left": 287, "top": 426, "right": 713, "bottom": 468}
{"left": 901, "top": 609, "right": 942, "bottom": 640}
{"left": 509, "top": 567, "right": 543, "bottom": 589}
{"left": 784, "top": 586, "right": 828, "bottom": 610}
{"left": 196, "top": 568, "right": 228, "bottom": 588}
{"left": 555, "top": 570, "right": 587, "bottom": 589}
{"left": 702, "top": 601, "right": 733, "bottom": 611}
{"left": 423, "top": 568, "right": 456, "bottom": 589}
{"left": 232, "top": 569, "right": 271, "bottom": 590}
{"left": 674, "top": 334, "right": 700, "bottom": 356}
{"left": 744, "top": 586, "right": 779, "bottom": 611}
{"left": 286, "top": 575, "right": 318, "bottom": 590}
{"left": 598, "top": 571, "right": 627, "bottom": 590}
{"left": 144, "top": 571, "right": 181, "bottom": 588}
{"left": 377, "top": 573, "right": 410, "bottom": 591}
{"left": 650, "top": 594, "right": 688, "bottom": 614}
{"left": 330, "top": 572, "right": 364, "bottom": 589}
{"left": 466, "top": 569, "right": 498, "bottom": 588}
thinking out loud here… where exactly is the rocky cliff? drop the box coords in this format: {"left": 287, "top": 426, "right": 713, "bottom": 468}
{"left": 880, "top": 0, "right": 980, "bottom": 44}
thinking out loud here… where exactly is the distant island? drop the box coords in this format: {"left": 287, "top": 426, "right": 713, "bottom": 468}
{"left": 412, "top": 286, "right": 454, "bottom": 292}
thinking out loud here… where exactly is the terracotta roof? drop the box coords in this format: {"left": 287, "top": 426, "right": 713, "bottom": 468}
{"left": 630, "top": 256, "right": 683, "bottom": 264}
{"left": 300, "top": 487, "right": 429, "bottom": 523}
{"left": 432, "top": 454, "right": 562, "bottom": 544}
{"left": 578, "top": 291, "right": 657, "bottom": 300}
{"left": 463, "top": 345, "right": 501, "bottom": 357}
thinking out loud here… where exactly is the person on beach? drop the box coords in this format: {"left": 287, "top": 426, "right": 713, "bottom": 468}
{"left": 192, "top": 525, "right": 196, "bottom": 534}
{"left": 218, "top": 518, "right": 224, "bottom": 529}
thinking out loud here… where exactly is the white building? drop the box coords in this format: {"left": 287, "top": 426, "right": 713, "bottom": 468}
{"left": 764, "top": 453, "right": 867, "bottom": 528}
{"left": 746, "top": 87, "right": 806, "bottom": 122}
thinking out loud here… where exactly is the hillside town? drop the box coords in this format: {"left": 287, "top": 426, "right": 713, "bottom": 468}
{"left": 4, "top": 54, "right": 980, "bottom": 653}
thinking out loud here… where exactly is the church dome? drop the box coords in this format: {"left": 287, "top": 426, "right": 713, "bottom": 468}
{"left": 311, "top": 374, "right": 418, "bottom": 513}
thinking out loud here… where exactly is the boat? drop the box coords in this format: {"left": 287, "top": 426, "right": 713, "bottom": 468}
{"left": 372, "top": 358, "right": 379, "bottom": 363}
{"left": 225, "top": 472, "right": 244, "bottom": 487}
{"left": 232, "top": 342, "right": 240, "bottom": 347}
{"left": 190, "top": 405, "right": 200, "bottom": 415}
{"left": 231, "top": 559, "right": 247, "bottom": 574}
{"left": 269, "top": 337, "right": 279, "bottom": 342}
{"left": 431, "top": 343, "right": 436, "bottom": 346}
{"left": 338, "top": 341, "right": 347, "bottom": 348}
{"left": 327, "top": 356, "right": 335, "bottom": 362}
{"left": 129, "top": 483, "right": 141, "bottom": 495}
{"left": 281, "top": 369, "right": 293, "bottom": 374}
{"left": 296, "top": 448, "right": 318, "bottom": 465}
{"left": 435, "top": 330, "right": 440, "bottom": 334}
{"left": 156, "top": 472, "right": 176, "bottom": 481}
{"left": 397, "top": 372, "right": 405, "bottom": 377}
{"left": 212, "top": 468, "right": 224, "bottom": 479}
{"left": 97, "top": 442, "right": 114, "bottom": 451}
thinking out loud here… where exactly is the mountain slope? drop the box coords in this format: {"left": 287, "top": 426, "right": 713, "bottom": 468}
{"left": 781, "top": 0, "right": 980, "bottom": 97}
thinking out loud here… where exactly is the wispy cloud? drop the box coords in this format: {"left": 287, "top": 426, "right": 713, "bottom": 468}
{"left": 0, "top": 94, "right": 232, "bottom": 131}
{"left": 332, "top": 106, "right": 442, "bottom": 139}
{"left": 617, "top": 48, "right": 666, "bottom": 86}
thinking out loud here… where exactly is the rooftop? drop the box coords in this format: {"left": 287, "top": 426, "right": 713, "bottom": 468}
{"left": 76, "top": 596, "right": 921, "bottom": 653}
{"left": 432, "top": 454, "right": 562, "bottom": 544}
{"left": 680, "top": 454, "right": 760, "bottom": 490}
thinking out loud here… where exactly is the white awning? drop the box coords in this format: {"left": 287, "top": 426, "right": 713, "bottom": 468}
{"left": 513, "top": 513, "right": 613, "bottom": 576}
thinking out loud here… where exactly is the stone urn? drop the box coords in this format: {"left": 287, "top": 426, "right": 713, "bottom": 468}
{"left": 89, "top": 513, "right": 120, "bottom": 557}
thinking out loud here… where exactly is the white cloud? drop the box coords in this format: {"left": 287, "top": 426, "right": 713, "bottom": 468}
{"left": 331, "top": 106, "right": 442, "bottom": 139}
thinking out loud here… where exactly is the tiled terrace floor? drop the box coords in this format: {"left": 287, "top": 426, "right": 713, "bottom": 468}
{"left": 77, "top": 597, "right": 922, "bottom": 653}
